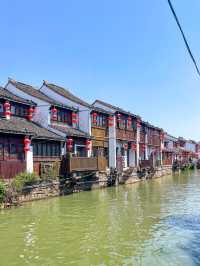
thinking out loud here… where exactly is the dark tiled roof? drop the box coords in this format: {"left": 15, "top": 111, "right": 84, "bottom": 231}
{"left": 91, "top": 106, "right": 113, "bottom": 115}
{"left": 0, "top": 116, "right": 63, "bottom": 141}
{"left": 0, "top": 87, "right": 35, "bottom": 106}
{"left": 50, "top": 124, "right": 89, "bottom": 138}
{"left": 142, "top": 121, "right": 162, "bottom": 131}
{"left": 94, "top": 100, "right": 162, "bottom": 131}
{"left": 93, "top": 100, "right": 139, "bottom": 118}
{"left": 43, "top": 81, "right": 91, "bottom": 108}
{"left": 7, "top": 79, "right": 77, "bottom": 111}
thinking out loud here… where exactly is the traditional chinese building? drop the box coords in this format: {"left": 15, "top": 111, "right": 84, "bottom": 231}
{"left": 90, "top": 106, "right": 113, "bottom": 168}
{"left": 5, "top": 78, "right": 91, "bottom": 158}
{"left": 139, "top": 122, "right": 163, "bottom": 167}
{"left": 0, "top": 87, "right": 64, "bottom": 179}
{"left": 93, "top": 100, "right": 140, "bottom": 170}
{"left": 162, "top": 133, "right": 178, "bottom": 166}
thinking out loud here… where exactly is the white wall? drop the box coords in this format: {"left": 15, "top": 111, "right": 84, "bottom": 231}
{"left": 40, "top": 85, "right": 91, "bottom": 135}
{"left": 6, "top": 83, "right": 50, "bottom": 128}
{"left": 185, "top": 142, "right": 196, "bottom": 152}
{"left": 109, "top": 116, "right": 117, "bottom": 168}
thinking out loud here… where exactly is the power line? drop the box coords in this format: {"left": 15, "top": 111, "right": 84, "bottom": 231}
{"left": 167, "top": 0, "right": 200, "bottom": 77}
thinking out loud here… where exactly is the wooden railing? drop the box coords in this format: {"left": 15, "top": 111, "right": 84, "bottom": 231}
{"left": 116, "top": 129, "right": 136, "bottom": 141}
{"left": 0, "top": 160, "right": 26, "bottom": 179}
{"left": 140, "top": 159, "right": 153, "bottom": 168}
{"left": 62, "top": 156, "right": 107, "bottom": 174}
{"left": 162, "top": 158, "right": 172, "bottom": 166}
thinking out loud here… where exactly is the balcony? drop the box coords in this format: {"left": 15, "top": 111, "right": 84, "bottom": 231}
{"left": 116, "top": 128, "right": 136, "bottom": 141}
{"left": 62, "top": 156, "right": 108, "bottom": 174}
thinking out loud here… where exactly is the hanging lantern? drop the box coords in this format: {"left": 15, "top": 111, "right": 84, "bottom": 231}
{"left": 127, "top": 116, "right": 132, "bottom": 128}
{"left": 27, "top": 106, "right": 34, "bottom": 121}
{"left": 85, "top": 139, "right": 91, "bottom": 151}
{"left": 108, "top": 116, "right": 114, "bottom": 127}
{"left": 131, "top": 143, "right": 137, "bottom": 151}
{"left": 116, "top": 113, "right": 121, "bottom": 123}
{"left": 92, "top": 112, "right": 97, "bottom": 124}
{"left": 24, "top": 136, "right": 31, "bottom": 152}
{"left": 136, "top": 119, "right": 141, "bottom": 128}
{"left": 67, "top": 138, "right": 73, "bottom": 152}
{"left": 72, "top": 112, "right": 78, "bottom": 126}
{"left": 3, "top": 101, "right": 11, "bottom": 119}
{"left": 51, "top": 106, "right": 57, "bottom": 121}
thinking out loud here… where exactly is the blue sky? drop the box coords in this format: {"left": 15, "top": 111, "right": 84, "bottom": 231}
{"left": 0, "top": 0, "right": 200, "bottom": 140}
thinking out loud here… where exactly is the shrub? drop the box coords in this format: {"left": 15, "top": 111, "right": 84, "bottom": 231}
{"left": 11, "top": 172, "right": 40, "bottom": 192}
{"left": 0, "top": 180, "right": 6, "bottom": 203}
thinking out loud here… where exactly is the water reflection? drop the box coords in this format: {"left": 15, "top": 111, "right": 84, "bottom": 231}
{"left": 0, "top": 171, "right": 200, "bottom": 265}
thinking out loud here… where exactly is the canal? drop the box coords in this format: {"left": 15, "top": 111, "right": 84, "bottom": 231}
{"left": 0, "top": 171, "right": 200, "bottom": 266}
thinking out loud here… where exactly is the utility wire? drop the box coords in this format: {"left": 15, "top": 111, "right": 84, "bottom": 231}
{"left": 167, "top": 0, "right": 200, "bottom": 77}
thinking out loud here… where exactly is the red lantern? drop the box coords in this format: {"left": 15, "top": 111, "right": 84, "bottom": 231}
{"left": 108, "top": 116, "right": 114, "bottom": 127}
{"left": 27, "top": 106, "right": 34, "bottom": 121}
{"left": 67, "top": 138, "right": 73, "bottom": 152}
{"left": 92, "top": 112, "right": 97, "bottom": 124}
{"left": 24, "top": 136, "right": 31, "bottom": 152}
{"left": 85, "top": 139, "right": 91, "bottom": 151}
{"left": 116, "top": 113, "right": 121, "bottom": 123}
{"left": 3, "top": 101, "right": 11, "bottom": 118}
{"left": 72, "top": 112, "right": 78, "bottom": 125}
{"left": 127, "top": 116, "right": 132, "bottom": 128}
{"left": 136, "top": 119, "right": 141, "bottom": 128}
{"left": 51, "top": 106, "right": 57, "bottom": 120}
{"left": 131, "top": 143, "right": 137, "bottom": 151}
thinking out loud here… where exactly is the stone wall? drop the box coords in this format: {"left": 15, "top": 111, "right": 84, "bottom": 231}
{"left": 1, "top": 165, "right": 173, "bottom": 208}
{"left": 18, "top": 181, "right": 61, "bottom": 202}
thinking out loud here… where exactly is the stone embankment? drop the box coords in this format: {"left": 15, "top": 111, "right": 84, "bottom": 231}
{"left": 1, "top": 166, "right": 172, "bottom": 208}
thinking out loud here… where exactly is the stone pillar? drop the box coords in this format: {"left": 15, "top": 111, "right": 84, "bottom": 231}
{"left": 160, "top": 132, "right": 164, "bottom": 166}
{"left": 26, "top": 146, "right": 33, "bottom": 173}
{"left": 86, "top": 140, "right": 92, "bottom": 157}
{"left": 109, "top": 116, "right": 117, "bottom": 168}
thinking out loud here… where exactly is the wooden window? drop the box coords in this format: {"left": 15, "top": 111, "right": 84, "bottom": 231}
{"left": 18, "top": 144, "right": 24, "bottom": 160}
{"left": 92, "top": 113, "right": 107, "bottom": 127}
{"left": 47, "top": 144, "right": 52, "bottom": 156}
{"left": 11, "top": 103, "right": 28, "bottom": 117}
{"left": 0, "top": 144, "right": 3, "bottom": 160}
{"left": 4, "top": 144, "right": 10, "bottom": 160}
{"left": 37, "top": 143, "right": 42, "bottom": 156}
{"left": 10, "top": 144, "right": 17, "bottom": 159}
{"left": 52, "top": 108, "right": 72, "bottom": 125}
{"left": 33, "top": 143, "right": 38, "bottom": 156}
{"left": 117, "top": 115, "right": 126, "bottom": 129}
{"left": 33, "top": 142, "right": 60, "bottom": 157}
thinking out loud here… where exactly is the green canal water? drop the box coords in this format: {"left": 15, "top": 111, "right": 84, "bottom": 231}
{"left": 1, "top": 171, "right": 200, "bottom": 266}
